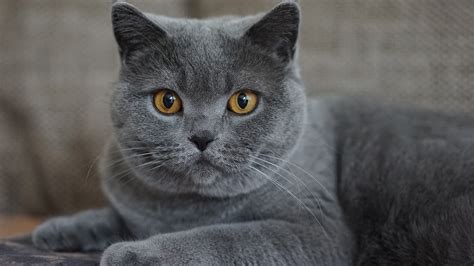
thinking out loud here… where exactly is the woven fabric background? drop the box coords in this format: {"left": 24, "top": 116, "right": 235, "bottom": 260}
{"left": 1, "top": 0, "right": 473, "bottom": 215}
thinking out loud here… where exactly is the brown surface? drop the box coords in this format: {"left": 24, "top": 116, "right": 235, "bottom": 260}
{"left": 0, "top": 216, "right": 43, "bottom": 239}
{"left": 0, "top": 219, "right": 101, "bottom": 264}
{"left": 0, "top": 236, "right": 101, "bottom": 265}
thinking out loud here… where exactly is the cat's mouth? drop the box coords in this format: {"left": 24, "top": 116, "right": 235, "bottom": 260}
{"left": 194, "top": 154, "right": 224, "bottom": 172}
{"left": 195, "top": 152, "right": 245, "bottom": 174}
{"left": 187, "top": 157, "right": 220, "bottom": 185}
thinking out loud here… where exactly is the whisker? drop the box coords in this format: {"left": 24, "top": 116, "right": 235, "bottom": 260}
{"left": 84, "top": 150, "right": 105, "bottom": 186}
{"left": 249, "top": 155, "right": 324, "bottom": 218}
{"left": 249, "top": 159, "right": 295, "bottom": 186}
{"left": 248, "top": 165, "right": 330, "bottom": 239}
{"left": 109, "top": 159, "right": 166, "bottom": 182}
{"left": 106, "top": 151, "right": 179, "bottom": 182}
{"left": 258, "top": 153, "right": 334, "bottom": 199}
{"left": 102, "top": 151, "right": 156, "bottom": 170}
{"left": 117, "top": 156, "right": 178, "bottom": 187}
{"left": 148, "top": 157, "right": 176, "bottom": 172}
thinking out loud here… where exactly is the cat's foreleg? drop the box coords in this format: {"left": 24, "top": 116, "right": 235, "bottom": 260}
{"left": 101, "top": 219, "right": 345, "bottom": 265}
{"left": 33, "top": 208, "right": 128, "bottom": 251}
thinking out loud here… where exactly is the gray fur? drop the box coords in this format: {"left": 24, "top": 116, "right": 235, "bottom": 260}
{"left": 328, "top": 97, "right": 474, "bottom": 264}
{"left": 32, "top": 1, "right": 474, "bottom": 265}
{"left": 33, "top": 2, "right": 352, "bottom": 264}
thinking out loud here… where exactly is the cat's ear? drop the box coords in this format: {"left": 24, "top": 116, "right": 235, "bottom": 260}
{"left": 111, "top": 3, "right": 168, "bottom": 62}
{"left": 244, "top": 2, "right": 300, "bottom": 62}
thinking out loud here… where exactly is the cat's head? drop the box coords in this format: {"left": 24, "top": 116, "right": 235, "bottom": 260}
{"left": 110, "top": 1, "right": 306, "bottom": 197}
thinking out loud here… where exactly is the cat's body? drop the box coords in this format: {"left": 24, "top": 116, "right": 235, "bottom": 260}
{"left": 332, "top": 98, "right": 474, "bottom": 264}
{"left": 32, "top": 1, "right": 474, "bottom": 265}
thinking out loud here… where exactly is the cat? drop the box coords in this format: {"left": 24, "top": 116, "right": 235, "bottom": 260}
{"left": 32, "top": 2, "right": 353, "bottom": 264}
{"left": 31, "top": 1, "right": 474, "bottom": 265}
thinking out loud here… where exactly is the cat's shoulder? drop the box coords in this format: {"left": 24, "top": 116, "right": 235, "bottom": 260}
{"left": 307, "top": 95, "right": 474, "bottom": 138}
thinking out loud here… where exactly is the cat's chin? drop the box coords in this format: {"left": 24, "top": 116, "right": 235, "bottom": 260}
{"left": 187, "top": 158, "right": 220, "bottom": 186}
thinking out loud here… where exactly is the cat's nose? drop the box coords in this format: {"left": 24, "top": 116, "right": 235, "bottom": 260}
{"left": 189, "top": 131, "right": 216, "bottom": 152}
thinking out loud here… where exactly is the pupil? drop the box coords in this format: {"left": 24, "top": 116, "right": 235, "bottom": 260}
{"left": 237, "top": 93, "right": 248, "bottom": 109}
{"left": 163, "top": 92, "right": 175, "bottom": 109}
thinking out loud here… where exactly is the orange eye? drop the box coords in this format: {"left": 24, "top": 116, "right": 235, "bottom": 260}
{"left": 153, "top": 89, "right": 182, "bottom": 114}
{"left": 228, "top": 90, "right": 258, "bottom": 115}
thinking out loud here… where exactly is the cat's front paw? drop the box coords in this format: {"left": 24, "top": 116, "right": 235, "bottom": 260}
{"left": 33, "top": 215, "right": 113, "bottom": 252}
{"left": 100, "top": 239, "right": 204, "bottom": 266}
{"left": 100, "top": 242, "right": 155, "bottom": 266}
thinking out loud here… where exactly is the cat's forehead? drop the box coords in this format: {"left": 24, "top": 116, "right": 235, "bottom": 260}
{"left": 124, "top": 13, "right": 283, "bottom": 97}
{"left": 146, "top": 15, "right": 249, "bottom": 68}
{"left": 146, "top": 14, "right": 254, "bottom": 37}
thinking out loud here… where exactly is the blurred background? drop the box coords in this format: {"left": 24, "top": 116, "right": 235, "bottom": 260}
{"left": 1, "top": 0, "right": 473, "bottom": 236}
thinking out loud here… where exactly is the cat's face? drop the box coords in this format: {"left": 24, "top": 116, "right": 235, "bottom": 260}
{"left": 110, "top": 2, "right": 306, "bottom": 197}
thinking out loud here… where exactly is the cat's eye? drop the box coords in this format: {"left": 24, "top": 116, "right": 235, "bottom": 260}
{"left": 227, "top": 90, "right": 258, "bottom": 115}
{"left": 153, "top": 89, "right": 182, "bottom": 114}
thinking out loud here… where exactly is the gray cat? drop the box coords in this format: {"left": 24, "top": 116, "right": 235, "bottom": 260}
{"left": 32, "top": 1, "right": 474, "bottom": 265}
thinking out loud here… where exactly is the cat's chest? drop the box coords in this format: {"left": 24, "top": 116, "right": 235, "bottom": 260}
{"left": 287, "top": 99, "right": 337, "bottom": 195}
{"left": 110, "top": 186, "right": 252, "bottom": 236}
